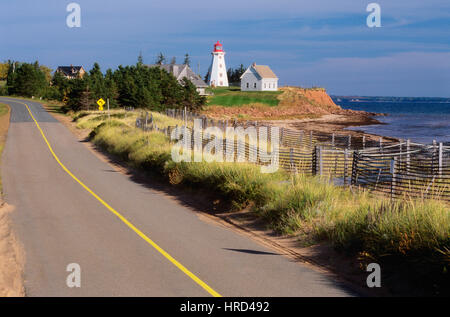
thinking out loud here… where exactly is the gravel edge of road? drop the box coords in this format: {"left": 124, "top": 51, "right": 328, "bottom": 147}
{"left": 0, "top": 102, "right": 25, "bottom": 297}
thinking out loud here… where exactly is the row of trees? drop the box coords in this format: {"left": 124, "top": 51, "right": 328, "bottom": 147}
{"left": 1, "top": 59, "right": 206, "bottom": 112}
{"left": 155, "top": 53, "right": 191, "bottom": 66}
{"left": 227, "top": 64, "right": 246, "bottom": 84}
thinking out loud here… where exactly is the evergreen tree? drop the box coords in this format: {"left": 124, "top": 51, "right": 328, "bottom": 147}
{"left": 104, "top": 69, "right": 119, "bottom": 108}
{"left": 88, "top": 62, "right": 106, "bottom": 102}
{"left": 155, "top": 52, "right": 166, "bottom": 65}
{"left": 137, "top": 52, "right": 144, "bottom": 66}
{"left": 66, "top": 78, "right": 89, "bottom": 111}
{"left": 51, "top": 71, "right": 69, "bottom": 98}
{"left": 9, "top": 62, "right": 48, "bottom": 97}
{"left": 183, "top": 54, "right": 191, "bottom": 67}
{"left": 181, "top": 77, "right": 206, "bottom": 111}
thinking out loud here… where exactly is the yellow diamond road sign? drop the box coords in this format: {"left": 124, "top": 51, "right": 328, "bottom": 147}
{"left": 97, "top": 98, "right": 106, "bottom": 110}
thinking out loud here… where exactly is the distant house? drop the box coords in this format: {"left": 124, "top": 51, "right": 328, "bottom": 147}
{"left": 55, "top": 65, "right": 86, "bottom": 80}
{"left": 149, "top": 64, "right": 208, "bottom": 95}
{"left": 240, "top": 63, "right": 278, "bottom": 92}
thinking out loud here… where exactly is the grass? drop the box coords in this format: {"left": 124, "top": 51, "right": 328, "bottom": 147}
{"left": 0, "top": 103, "right": 8, "bottom": 117}
{"left": 71, "top": 109, "right": 449, "bottom": 294}
{"left": 207, "top": 87, "right": 283, "bottom": 107}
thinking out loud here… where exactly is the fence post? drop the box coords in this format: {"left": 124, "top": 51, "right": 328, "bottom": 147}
{"left": 312, "top": 146, "right": 317, "bottom": 175}
{"left": 406, "top": 139, "right": 410, "bottom": 174}
{"left": 439, "top": 142, "right": 443, "bottom": 176}
{"left": 310, "top": 131, "right": 313, "bottom": 148}
{"left": 362, "top": 135, "right": 366, "bottom": 149}
{"left": 299, "top": 131, "right": 304, "bottom": 147}
{"left": 351, "top": 151, "right": 359, "bottom": 186}
{"left": 290, "top": 148, "right": 294, "bottom": 173}
{"left": 318, "top": 146, "right": 323, "bottom": 176}
{"left": 331, "top": 133, "right": 335, "bottom": 147}
{"left": 390, "top": 157, "right": 397, "bottom": 199}
{"left": 347, "top": 135, "right": 351, "bottom": 149}
{"left": 344, "top": 149, "right": 349, "bottom": 185}
{"left": 379, "top": 137, "right": 383, "bottom": 151}
{"left": 432, "top": 140, "right": 437, "bottom": 175}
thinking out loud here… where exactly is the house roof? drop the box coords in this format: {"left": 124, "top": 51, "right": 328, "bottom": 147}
{"left": 253, "top": 65, "right": 278, "bottom": 79}
{"left": 56, "top": 66, "right": 84, "bottom": 76}
{"left": 148, "top": 64, "right": 208, "bottom": 88}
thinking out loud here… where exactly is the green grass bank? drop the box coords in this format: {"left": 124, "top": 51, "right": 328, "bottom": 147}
{"left": 207, "top": 87, "right": 283, "bottom": 107}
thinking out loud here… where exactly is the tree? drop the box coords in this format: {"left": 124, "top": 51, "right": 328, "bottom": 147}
{"left": 155, "top": 52, "right": 166, "bottom": 65}
{"left": 227, "top": 64, "right": 246, "bottom": 84}
{"left": 39, "top": 65, "right": 53, "bottom": 83}
{"left": 183, "top": 54, "right": 191, "bottom": 67}
{"left": 181, "top": 77, "right": 206, "bottom": 111}
{"left": 137, "top": 51, "right": 144, "bottom": 66}
{"left": 104, "top": 69, "right": 119, "bottom": 107}
{"left": 51, "top": 71, "right": 69, "bottom": 98}
{"left": 204, "top": 70, "right": 210, "bottom": 83}
{"left": 9, "top": 62, "right": 48, "bottom": 97}
{"left": 88, "top": 62, "right": 106, "bottom": 101}
{"left": 0, "top": 62, "right": 9, "bottom": 81}
{"left": 66, "top": 78, "right": 89, "bottom": 111}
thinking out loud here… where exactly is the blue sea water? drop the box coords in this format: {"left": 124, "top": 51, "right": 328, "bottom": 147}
{"left": 332, "top": 98, "right": 450, "bottom": 144}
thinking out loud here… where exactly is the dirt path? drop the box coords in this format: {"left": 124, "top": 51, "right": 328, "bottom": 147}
{"left": 0, "top": 102, "right": 25, "bottom": 297}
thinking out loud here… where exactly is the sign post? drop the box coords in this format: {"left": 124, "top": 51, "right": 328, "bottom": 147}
{"left": 107, "top": 98, "right": 110, "bottom": 121}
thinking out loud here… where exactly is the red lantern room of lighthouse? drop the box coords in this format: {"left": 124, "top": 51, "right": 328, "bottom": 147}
{"left": 214, "top": 41, "right": 223, "bottom": 52}
{"left": 207, "top": 41, "right": 229, "bottom": 87}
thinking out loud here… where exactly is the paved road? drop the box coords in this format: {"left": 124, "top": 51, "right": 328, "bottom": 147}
{"left": 0, "top": 97, "right": 356, "bottom": 297}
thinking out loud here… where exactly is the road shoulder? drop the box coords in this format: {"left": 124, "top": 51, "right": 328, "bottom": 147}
{"left": 0, "top": 102, "right": 25, "bottom": 297}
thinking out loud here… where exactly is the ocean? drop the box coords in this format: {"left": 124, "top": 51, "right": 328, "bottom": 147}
{"left": 332, "top": 97, "right": 450, "bottom": 144}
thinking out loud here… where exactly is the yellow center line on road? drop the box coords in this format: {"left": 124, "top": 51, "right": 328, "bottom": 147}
{"left": 13, "top": 99, "right": 222, "bottom": 297}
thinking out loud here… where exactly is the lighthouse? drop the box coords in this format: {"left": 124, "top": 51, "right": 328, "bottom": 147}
{"left": 207, "top": 41, "right": 229, "bottom": 87}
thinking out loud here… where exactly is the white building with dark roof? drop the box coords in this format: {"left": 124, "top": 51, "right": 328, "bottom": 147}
{"left": 240, "top": 63, "right": 279, "bottom": 91}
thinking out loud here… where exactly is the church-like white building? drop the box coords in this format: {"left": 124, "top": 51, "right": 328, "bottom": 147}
{"left": 240, "top": 63, "right": 278, "bottom": 91}
{"left": 207, "top": 41, "right": 229, "bottom": 87}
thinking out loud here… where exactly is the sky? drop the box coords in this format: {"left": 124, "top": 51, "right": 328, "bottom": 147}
{"left": 0, "top": 0, "right": 449, "bottom": 97}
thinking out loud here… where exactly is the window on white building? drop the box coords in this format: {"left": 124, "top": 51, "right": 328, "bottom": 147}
{"left": 246, "top": 83, "right": 249, "bottom": 88}
{"left": 254, "top": 83, "right": 257, "bottom": 88}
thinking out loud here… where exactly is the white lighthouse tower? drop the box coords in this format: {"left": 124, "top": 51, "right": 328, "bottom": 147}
{"left": 207, "top": 41, "right": 229, "bottom": 87}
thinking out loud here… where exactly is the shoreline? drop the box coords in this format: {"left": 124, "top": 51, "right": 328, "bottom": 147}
{"left": 261, "top": 111, "right": 398, "bottom": 143}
